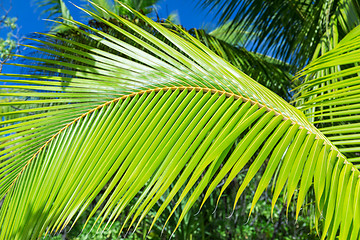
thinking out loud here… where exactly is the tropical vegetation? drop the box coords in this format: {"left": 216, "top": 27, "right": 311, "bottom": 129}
{"left": 1, "top": 0, "right": 360, "bottom": 239}
{"left": 0, "top": 0, "right": 19, "bottom": 72}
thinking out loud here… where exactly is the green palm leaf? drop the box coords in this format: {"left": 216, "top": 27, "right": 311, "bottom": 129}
{"left": 0, "top": 2, "right": 358, "bottom": 239}
{"left": 33, "top": 0, "right": 75, "bottom": 32}
{"left": 187, "top": 28, "right": 292, "bottom": 99}
{"left": 198, "top": 0, "right": 360, "bottom": 69}
{"left": 295, "top": 25, "right": 360, "bottom": 163}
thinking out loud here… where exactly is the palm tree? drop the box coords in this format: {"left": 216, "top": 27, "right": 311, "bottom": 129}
{"left": 1, "top": 1, "right": 360, "bottom": 239}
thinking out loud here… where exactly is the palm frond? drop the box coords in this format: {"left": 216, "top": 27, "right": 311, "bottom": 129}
{"left": 295, "top": 24, "right": 360, "bottom": 164}
{"left": 24, "top": 15, "right": 293, "bottom": 100}
{"left": 0, "top": 2, "right": 357, "bottom": 239}
{"left": 208, "top": 21, "right": 250, "bottom": 46}
{"left": 187, "top": 28, "right": 293, "bottom": 99}
{"left": 198, "top": 0, "right": 360, "bottom": 69}
{"left": 33, "top": 0, "right": 75, "bottom": 32}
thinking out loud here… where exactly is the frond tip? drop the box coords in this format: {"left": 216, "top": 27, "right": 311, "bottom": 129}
{"left": 295, "top": 24, "right": 360, "bottom": 164}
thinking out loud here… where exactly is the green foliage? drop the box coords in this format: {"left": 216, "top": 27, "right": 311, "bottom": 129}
{"left": 33, "top": 0, "right": 75, "bottom": 32}
{"left": 294, "top": 25, "right": 360, "bottom": 162}
{"left": 43, "top": 171, "right": 317, "bottom": 240}
{"left": 0, "top": 14, "right": 18, "bottom": 62}
{"left": 187, "top": 28, "right": 292, "bottom": 99}
{"left": 198, "top": 0, "right": 360, "bottom": 70}
{"left": 83, "top": 0, "right": 158, "bottom": 16}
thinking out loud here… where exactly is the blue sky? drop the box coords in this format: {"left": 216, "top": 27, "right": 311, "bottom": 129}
{"left": 4, "top": 0, "right": 218, "bottom": 36}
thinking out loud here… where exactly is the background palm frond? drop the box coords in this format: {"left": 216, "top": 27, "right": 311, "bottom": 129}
{"left": 198, "top": 0, "right": 360, "bottom": 70}
{"left": 33, "top": 0, "right": 75, "bottom": 32}
{"left": 295, "top": 24, "right": 360, "bottom": 164}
